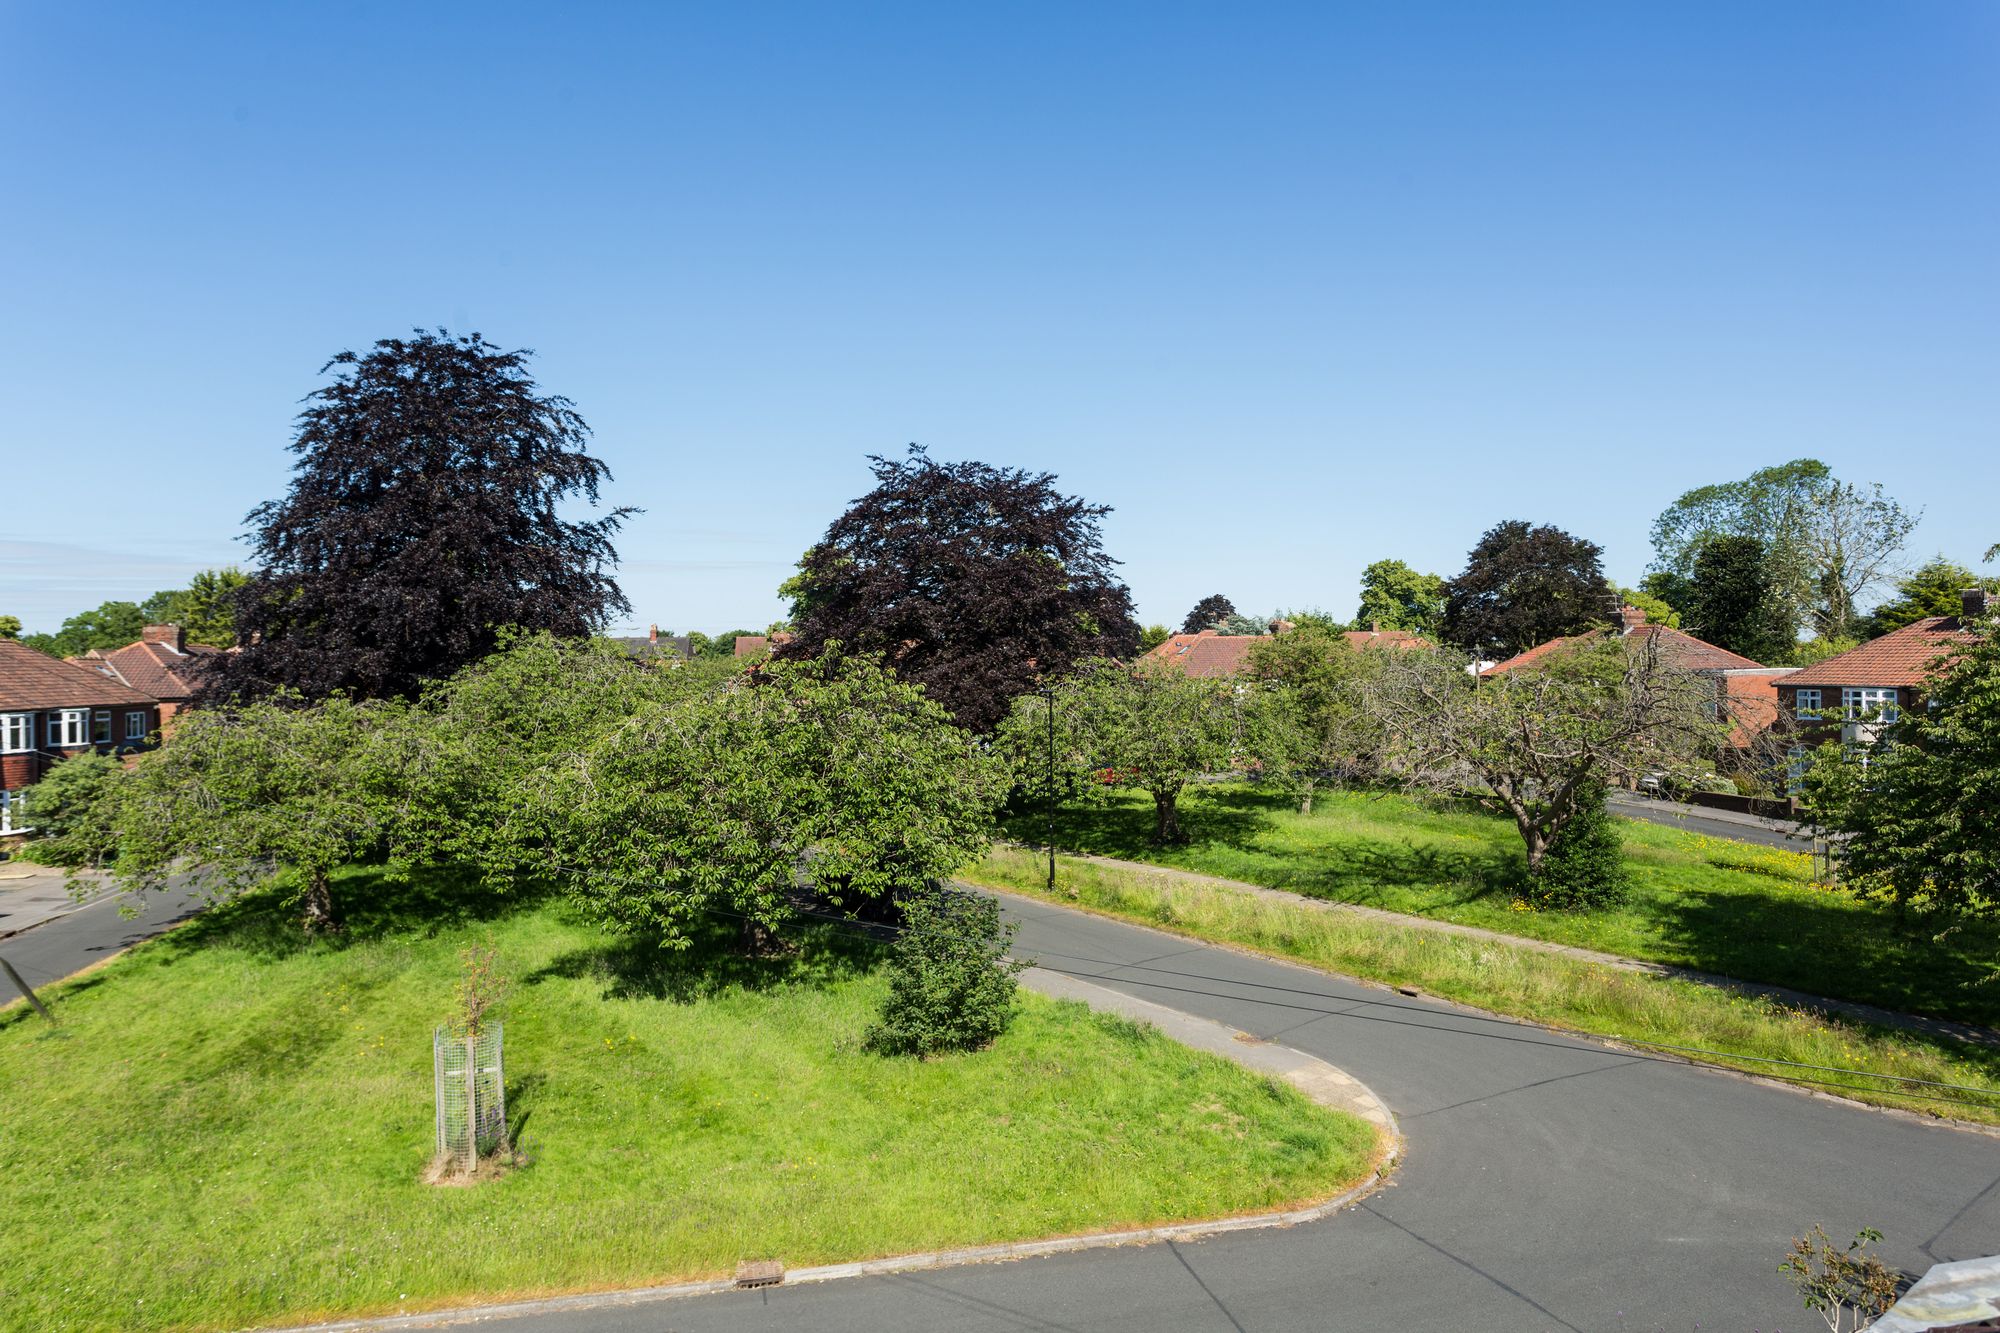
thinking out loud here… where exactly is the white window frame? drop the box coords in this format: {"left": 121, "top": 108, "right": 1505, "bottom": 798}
{"left": 1793, "top": 688, "right": 1822, "bottom": 719}
{"left": 48, "top": 708, "right": 88, "bottom": 748}
{"left": 0, "top": 712, "right": 30, "bottom": 754}
{"left": 125, "top": 710, "right": 148, "bottom": 741}
{"left": 0, "top": 789, "right": 26, "bottom": 836}
{"left": 1842, "top": 687, "right": 1898, "bottom": 723}
{"left": 92, "top": 709, "right": 112, "bottom": 746}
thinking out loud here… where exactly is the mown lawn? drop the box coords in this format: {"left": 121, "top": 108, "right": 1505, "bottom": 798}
{"left": 0, "top": 872, "right": 1374, "bottom": 1333}
{"left": 1003, "top": 784, "right": 2000, "bottom": 1029}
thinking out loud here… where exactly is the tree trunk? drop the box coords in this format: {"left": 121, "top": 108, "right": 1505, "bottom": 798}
{"left": 1299, "top": 778, "right": 1317, "bottom": 817}
{"left": 1520, "top": 824, "right": 1549, "bottom": 875}
{"left": 301, "top": 869, "right": 339, "bottom": 934}
{"left": 1153, "top": 789, "right": 1185, "bottom": 844}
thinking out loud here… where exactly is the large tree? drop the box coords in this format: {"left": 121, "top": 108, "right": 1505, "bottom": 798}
{"left": 1243, "top": 623, "right": 1382, "bottom": 813}
{"left": 1440, "top": 521, "right": 1613, "bottom": 659}
{"left": 1683, "top": 535, "right": 1793, "bottom": 663}
{"left": 202, "top": 331, "right": 633, "bottom": 702}
{"left": 139, "top": 568, "right": 250, "bottom": 647}
{"left": 781, "top": 446, "right": 1139, "bottom": 732}
{"left": 22, "top": 600, "right": 146, "bottom": 658}
{"left": 1861, "top": 558, "right": 2000, "bottom": 639}
{"left": 1798, "top": 608, "right": 1998, "bottom": 920}
{"left": 1371, "top": 638, "right": 1718, "bottom": 885}
{"left": 1354, "top": 559, "right": 1446, "bottom": 636}
{"left": 1181, "top": 594, "right": 1237, "bottom": 635}
{"left": 1649, "top": 460, "right": 1918, "bottom": 641}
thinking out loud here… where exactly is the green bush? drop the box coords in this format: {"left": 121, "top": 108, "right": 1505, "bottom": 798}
{"left": 16, "top": 751, "right": 127, "bottom": 868}
{"left": 1528, "top": 783, "right": 1631, "bottom": 910}
{"left": 866, "top": 884, "right": 1024, "bottom": 1057}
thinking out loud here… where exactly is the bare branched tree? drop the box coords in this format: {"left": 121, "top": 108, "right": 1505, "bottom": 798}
{"left": 1369, "top": 637, "right": 1724, "bottom": 872}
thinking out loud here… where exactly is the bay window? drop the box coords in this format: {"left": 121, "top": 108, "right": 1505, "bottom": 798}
{"left": 1842, "top": 688, "right": 1898, "bottom": 723}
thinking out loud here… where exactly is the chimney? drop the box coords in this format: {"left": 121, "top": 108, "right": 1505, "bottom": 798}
{"left": 142, "top": 623, "right": 185, "bottom": 653}
{"left": 648, "top": 623, "right": 659, "bottom": 644}
{"left": 1269, "top": 618, "right": 1295, "bottom": 635}
{"left": 1963, "top": 588, "right": 1992, "bottom": 621}
{"left": 1617, "top": 605, "right": 1647, "bottom": 634}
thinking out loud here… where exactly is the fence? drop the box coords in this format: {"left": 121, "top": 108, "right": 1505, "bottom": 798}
{"left": 434, "top": 1023, "right": 507, "bottom": 1171}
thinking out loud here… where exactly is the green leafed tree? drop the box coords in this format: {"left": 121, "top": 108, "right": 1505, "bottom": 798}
{"left": 1136, "top": 624, "right": 1170, "bottom": 653}
{"left": 1002, "top": 658, "right": 1238, "bottom": 844}
{"left": 0, "top": 615, "right": 20, "bottom": 639}
{"left": 1242, "top": 623, "right": 1382, "bottom": 814}
{"left": 1181, "top": 594, "right": 1237, "bottom": 634}
{"left": 1370, "top": 638, "right": 1719, "bottom": 891}
{"left": 475, "top": 644, "right": 1003, "bottom": 949}
{"left": 110, "top": 694, "right": 428, "bottom": 932}
{"left": 1355, "top": 559, "right": 1446, "bottom": 636}
{"left": 14, "top": 751, "right": 129, "bottom": 869}
{"left": 1649, "top": 460, "right": 1918, "bottom": 642}
{"left": 1861, "top": 557, "right": 2000, "bottom": 639}
{"left": 27, "top": 601, "right": 146, "bottom": 658}
{"left": 140, "top": 568, "right": 250, "bottom": 647}
{"left": 1798, "top": 608, "right": 2000, "bottom": 921}
{"left": 1683, "top": 535, "right": 1794, "bottom": 663}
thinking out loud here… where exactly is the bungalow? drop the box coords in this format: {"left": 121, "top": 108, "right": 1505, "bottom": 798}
{"left": 1145, "top": 622, "right": 1429, "bottom": 679}
{"left": 1480, "top": 606, "right": 1796, "bottom": 752}
{"left": 610, "top": 623, "right": 695, "bottom": 663}
{"left": 1776, "top": 587, "right": 1992, "bottom": 753}
{"left": 70, "top": 622, "right": 222, "bottom": 728}
{"left": 1, "top": 638, "right": 162, "bottom": 834}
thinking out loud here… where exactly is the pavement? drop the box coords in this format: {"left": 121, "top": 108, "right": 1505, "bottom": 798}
{"left": 0, "top": 874, "right": 208, "bottom": 1008}
{"left": 306, "top": 888, "right": 2000, "bottom": 1333}
{"left": 0, "top": 862, "right": 113, "bottom": 938}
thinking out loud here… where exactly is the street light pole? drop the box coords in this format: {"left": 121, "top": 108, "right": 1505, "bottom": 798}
{"left": 1044, "top": 675, "right": 1057, "bottom": 894}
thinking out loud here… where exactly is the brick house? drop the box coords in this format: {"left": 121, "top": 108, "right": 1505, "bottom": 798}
{"left": 1480, "top": 606, "right": 1796, "bottom": 754}
{"left": 1, "top": 638, "right": 162, "bottom": 834}
{"left": 1775, "top": 588, "right": 1992, "bottom": 757}
{"left": 70, "top": 622, "right": 222, "bottom": 728}
{"left": 609, "top": 623, "right": 695, "bottom": 663}
{"left": 1144, "top": 623, "right": 1429, "bottom": 679}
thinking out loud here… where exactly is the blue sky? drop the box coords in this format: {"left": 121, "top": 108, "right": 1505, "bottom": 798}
{"left": 3, "top": 2, "right": 1996, "bottom": 635}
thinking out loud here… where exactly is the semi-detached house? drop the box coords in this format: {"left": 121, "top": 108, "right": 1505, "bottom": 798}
{"left": 0, "top": 638, "right": 161, "bottom": 834}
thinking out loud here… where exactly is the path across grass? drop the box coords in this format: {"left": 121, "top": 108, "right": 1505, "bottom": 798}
{"left": 0, "top": 871, "right": 1374, "bottom": 1333}
{"left": 1005, "top": 784, "right": 2000, "bottom": 1030}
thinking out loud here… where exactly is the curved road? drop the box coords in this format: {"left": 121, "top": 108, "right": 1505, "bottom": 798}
{"left": 386, "top": 889, "right": 1999, "bottom": 1333}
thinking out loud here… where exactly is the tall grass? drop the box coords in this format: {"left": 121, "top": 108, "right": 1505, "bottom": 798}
{"left": 964, "top": 845, "right": 2000, "bottom": 1126}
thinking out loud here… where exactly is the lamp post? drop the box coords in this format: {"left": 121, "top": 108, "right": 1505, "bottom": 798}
{"left": 1044, "top": 673, "right": 1057, "bottom": 893}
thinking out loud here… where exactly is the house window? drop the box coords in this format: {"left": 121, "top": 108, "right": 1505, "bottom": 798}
{"left": 125, "top": 711, "right": 148, "bottom": 741}
{"left": 47, "top": 709, "right": 88, "bottom": 747}
{"left": 1793, "top": 688, "right": 1822, "bottom": 719}
{"left": 1785, "top": 745, "right": 1809, "bottom": 794}
{"left": 0, "top": 789, "right": 25, "bottom": 836}
{"left": 1, "top": 713, "right": 30, "bottom": 754}
{"left": 1842, "top": 687, "right": 1898, "bottom": 722}
{"left": 93, "top": 710, "right": 112, "bottom": 745}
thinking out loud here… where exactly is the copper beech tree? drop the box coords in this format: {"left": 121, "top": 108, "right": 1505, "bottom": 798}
{"left": 1369, "top": 636, "right": 1722, "bottom": 881}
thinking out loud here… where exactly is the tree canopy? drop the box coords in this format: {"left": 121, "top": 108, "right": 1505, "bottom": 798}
{"left": 1181, "top": 594, "right": 1237, "bottom": 634}
{"left": 1799, "top": 609, "right": 1999, "bottom": 920}
{"left": 21, "top": 600, "right": 146, "bottom": 658}
{"left": 780, "top": 446, "right": 1139, "bottom": 732}
{"left": 1862, "top": 558, "right": 1999, "bottom": 639}
{"left": 1243, "top": 623, "right": 1382, "bottom": 814}
{"left": 1683, "top": 535, "right": 1794, "bottom": 664}
{"left": 203, "top": 331, "right": 633, "bottom": 703}
{"left": 1649, "top": 459, "right": 1918, "bottom": 641}
{"left": 1440, "top": 521, "right": 1613, "bottom": 659}
{"left": 140, "top": 568, "right": 249, "bottom": 648}
{"left": 1354, "top": 559, "right": 1446, "bottom": 635}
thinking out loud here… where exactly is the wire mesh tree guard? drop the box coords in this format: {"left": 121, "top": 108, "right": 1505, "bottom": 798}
{"left": 434, "top": 1023, "right": 507, "bottom": 1173}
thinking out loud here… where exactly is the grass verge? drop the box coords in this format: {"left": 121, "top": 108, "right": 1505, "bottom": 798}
{"left": 0, "top": 871, "right": 1375, "bottom": 1333}
{"left": 963, "top": 845, "right": 2000, "bottom": 1127}
{"left": 1005, "top": 784, "right": 2000, "bottom": 1029}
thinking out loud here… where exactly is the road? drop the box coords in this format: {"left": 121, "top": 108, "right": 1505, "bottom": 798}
{"left": 1607, "top": 791, "right": 1813, "bottom": 851}
{"left": 0, "top": 880, "right": 207, "bottom": 1006}
{"left": 436, "top": 890, "right": 2000, "bottom": 1333}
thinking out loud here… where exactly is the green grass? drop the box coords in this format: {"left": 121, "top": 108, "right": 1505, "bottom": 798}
{"left": 963, "top": 845, "right": 2000, "bottom": 1125}
{"left": 0, "top": 871, "right": 1376, "bottom": 1333}
{"left": 1006, "top": 784, "right": 2000, "bottom": 1029}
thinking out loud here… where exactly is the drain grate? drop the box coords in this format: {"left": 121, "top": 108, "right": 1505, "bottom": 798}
{"left": 735, "top": 1260, "right": 784, "bottom": 1289}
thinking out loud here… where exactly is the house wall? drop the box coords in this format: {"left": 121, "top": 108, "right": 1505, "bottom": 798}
{"left": 0, "top": 703, "right": 161, "bottom": 791}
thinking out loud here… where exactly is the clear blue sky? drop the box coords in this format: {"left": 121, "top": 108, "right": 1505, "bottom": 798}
{"left": 4, "top": 2, "right": 1996, "bottom": 636}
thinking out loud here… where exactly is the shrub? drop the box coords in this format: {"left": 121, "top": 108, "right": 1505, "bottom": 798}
{"left": 866, "top": 884, "right": 1024, "bottom": 1057}
{"left": 16, "top": 751, "right": 127, "bottom": 868}
{"left": 1527, "top": 782, "right": 1631, "bottom": 910}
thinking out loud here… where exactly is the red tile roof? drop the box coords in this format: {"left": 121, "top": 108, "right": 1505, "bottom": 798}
{"left": 1343, "top": 628, "right": 1430, "bottom": 652}
{"left": 1482, "top": 623, "right": 1766, "bottom": 677}
{"left": 0, "top": 638, "right": 160, "bottom": 711}
{"left": 1782, "top": 615, "right": 1983, "bottom": 690}
{"left": 1145, "top": 632, "right": 1263, "bottom": 678}
{"left": 74, "top": 638, "right": 222, "bottom": 702}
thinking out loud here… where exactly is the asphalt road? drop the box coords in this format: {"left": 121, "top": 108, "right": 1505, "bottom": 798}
{"left": 0, "top": 880, "right": 208, "bottom": 1005}
{"left": 1607, "top": 793, "right": 1814, "bottom": 851}
{"left": 442, "top": 890, "right": 2000, "bottom": 1333}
